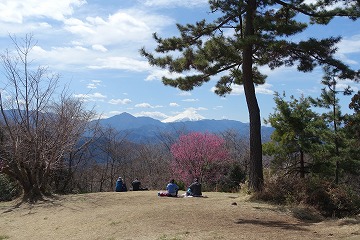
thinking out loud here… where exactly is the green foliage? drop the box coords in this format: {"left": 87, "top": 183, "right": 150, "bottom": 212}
{"left": 0, "top": 174, "right": 21, "bottom": 201}
{"left": 215, "top": 164, "right": 246, "bottom": 192}
{"left": 263, "top": 92, "right": 326, "bottom": 177}
{"left": 342, "top": 91, "right": 360, "bottom": 175}
{"left": 310, "top": 67, "right": 358, "bottom": 183}
{"left": 174, "top": 180, "right": 186, "bottom": 191}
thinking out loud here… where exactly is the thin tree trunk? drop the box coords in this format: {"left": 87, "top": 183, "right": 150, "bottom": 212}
{"left": 300, "top": 149, "right": 305, "bottom": 178}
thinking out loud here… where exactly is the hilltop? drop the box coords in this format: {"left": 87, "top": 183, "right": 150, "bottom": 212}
{"left": 0, "top": 191, "right": 359, "bottom": 240}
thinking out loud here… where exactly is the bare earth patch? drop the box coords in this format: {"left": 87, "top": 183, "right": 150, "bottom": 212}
{"left": 0, "top": 191, "right": 359, "bottom": 240}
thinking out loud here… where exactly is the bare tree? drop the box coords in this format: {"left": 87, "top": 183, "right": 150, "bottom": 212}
{"left": 220, "top": 129, "right": 250, "bottom": 176}
{"left": 131, "top": 143, "right": 172, "bottom": 190}
{"left": 0, "top": 34, "right": 96, "bottom": 202}
{"left": 95, "top": 126, "right": 132, "bottom": 192}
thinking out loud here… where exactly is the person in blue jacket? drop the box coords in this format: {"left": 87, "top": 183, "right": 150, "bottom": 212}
{"left": 166, "top": 179, "right": 179, "bottom": 197}
{"left": 115, "top": 177, "right": 123, "bottom": 192}
{"left": 158, "top": 179, "right": 179, "bottom": 197}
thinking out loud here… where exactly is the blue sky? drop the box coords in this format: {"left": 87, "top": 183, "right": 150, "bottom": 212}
{"left": 0, "top": 0, "right": 359, "bottom": 123}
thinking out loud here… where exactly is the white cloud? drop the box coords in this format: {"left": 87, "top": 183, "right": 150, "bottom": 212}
{"left": 194, "top": 107, "right": 208, "bottom": 111}
{"left": 87, "top": 84, "right": 97, "bottom": 89}
{"left": 109, "top": 99, "right": 132, "bottom": 105}
{"left": 297, "top": 86, "right": 319, "bottom": 95}
{"left": 88, "top": 57, "right": 150, "bottom": 71}
{"left": 182, "top": 98, "right": 199, "bottom": 102}
{"left": 337, "top": 79, "right": 359, "bottom": 92}
{"left": 145, "top": 69, "right": 184, "bottom": 81}
{"left": 178, "top": 91, "right": 191, "bottom": 96}
{"left": 211, "top": 83, "right": 274, "bottom": 95}
{"left": 336, "top": 35, "right": 360, "bottom": 65}
{"left": 63, "top": 9, "right": 173, "bottom": 46}
{"left": 0, "top": 4, "right": 175, "bottom": 71}
{"left": 109, "top": 111, "right": 122, "bottom": 115}
{"left": 0, "top": 0, "right": 86, "bottom": 23}
{"left": 135, "top": 103, "right": 163, "bottom": 108}
{"left": 30, "top": 44, "right": 151, "bottom": 72}
{"left": 142, "top": 0, "right": 208, "bottom": 8}
{"left": 0, "top": 21, "right": 52, "bottom": 36}
{"left": 31, "top": 45, "right": 95, "bottom": 69}
{"left": 134, "top": 111, "right": 169, "bottom": 120}
{"left": 92, "top": 44, "right": 108, "bottom": 52}
{"left": 255, "top": 83, "right": 274, "bottom": 95}
{"left": 87, "top": 80, "right": 102, "bottom": 89}
{"left": 338, "top": 35, "right": 360, "bottom": 54}
{"left": 169, "top": 102, "right": 180, "bottom": 107}
{"left": 73, "top": 92, "right": 107, "bottom": 102}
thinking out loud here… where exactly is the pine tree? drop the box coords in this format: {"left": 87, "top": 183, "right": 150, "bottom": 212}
{"left": 263, "top": 93, "right": 325, "bottom": 177}
{"left": 140, "top": 0, "right": 360, "bottom": 191}
{"left": 311, "top": 67, "right": 353, "bottom": 184}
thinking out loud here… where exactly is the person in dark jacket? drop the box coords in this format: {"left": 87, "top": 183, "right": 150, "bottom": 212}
{"left": 187, "top": 178, "right": 202, "bottom": 197}
{"left": 131, "top": 178, "right": 141, "bottom": 191}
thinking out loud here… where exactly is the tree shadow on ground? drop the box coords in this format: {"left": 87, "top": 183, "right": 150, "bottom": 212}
{"left": 252, "top": 205, "right": 324, "bottom": 223}
{"left": 1, "top": 194, "right": 63, "bottom": 214}
{"left": 338, "top": 218, "right": 360, "bottom": 226}
{"left": 234, "top": 218, "right": 310, "bottom": 231}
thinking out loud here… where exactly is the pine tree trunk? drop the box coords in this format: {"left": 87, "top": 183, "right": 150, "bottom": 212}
{"left": 300, "top": 150, "right": 305, "bottom": 178}
{"left": 243, "top": 0, "right": 264, "bottom": 192}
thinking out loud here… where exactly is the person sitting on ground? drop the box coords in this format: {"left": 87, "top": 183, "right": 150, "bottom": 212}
{"left": 158, "top": 179, "right": 179, "bottom": 197}
{"left": 115, "top": 177, "right": 123, "bottom": 192}
{"left": 121, "top": 181, "right": 128, "bottom": 192}
{"left": 132, "top": 178, "right": 141, "bottom": 191}
{"left": 186, "top": 178, "right": 202, "bottom": 197}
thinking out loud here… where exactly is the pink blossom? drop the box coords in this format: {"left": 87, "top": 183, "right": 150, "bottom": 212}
{"left": 170, "top": 132, "right": 230, "bottom": 185}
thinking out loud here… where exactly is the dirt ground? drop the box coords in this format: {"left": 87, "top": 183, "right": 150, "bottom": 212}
{"left": 0, "top": 191, "right": 359, "bottom": 240}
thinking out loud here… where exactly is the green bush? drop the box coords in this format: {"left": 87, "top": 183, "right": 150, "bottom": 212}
{"left": 0, "top": 174, "right": 21, "bottom": 201}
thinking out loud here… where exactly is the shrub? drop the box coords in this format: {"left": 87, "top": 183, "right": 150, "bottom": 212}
{"left": 251, "top": 175, "right": 360, "bottom": 218}
{"left": 0, "top": 174, "right": 21, "bottom": 201}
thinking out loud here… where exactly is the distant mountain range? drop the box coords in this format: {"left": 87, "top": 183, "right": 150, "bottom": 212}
{"left": 0, "top": 110, "right": 274, "bottom": 144}
{"left": 96, "top": 112, "right": 274, "bottom": 143}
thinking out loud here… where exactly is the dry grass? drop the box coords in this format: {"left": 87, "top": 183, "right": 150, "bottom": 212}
{"left": 0, "top": 191, "right": 359, "bottom": 240}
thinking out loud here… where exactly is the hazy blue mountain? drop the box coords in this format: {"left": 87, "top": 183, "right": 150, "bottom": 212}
{"left": 96, "top": 112, "right": 273, "bottom": 143}
{"left": 99, "top": 112, "right": 164, "bottom": 131}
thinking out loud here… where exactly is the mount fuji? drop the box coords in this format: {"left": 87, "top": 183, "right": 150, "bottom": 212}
{"left": 162, "top": 109, "right": 205, "bottom": 123}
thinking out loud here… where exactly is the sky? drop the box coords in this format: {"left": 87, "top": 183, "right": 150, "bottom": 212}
{"left": 0, "top": 0, "right": 359, "bottom": 123}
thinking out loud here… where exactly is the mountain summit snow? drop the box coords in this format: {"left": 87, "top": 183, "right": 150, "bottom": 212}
{"left": 162, "top": 109, "right": 205, "bottom": 123}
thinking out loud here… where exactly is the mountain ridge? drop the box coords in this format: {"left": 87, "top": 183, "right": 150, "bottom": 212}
{"left": 96, "top": 112, "right": 274, "bottom": 143}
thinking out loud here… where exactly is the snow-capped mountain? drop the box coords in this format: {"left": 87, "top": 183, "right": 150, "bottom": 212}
{"left": 94, "top": 112, "right": 274, "bottom": 144}
{"left": 162, "top": 109, "right": 205, "bottom": 123}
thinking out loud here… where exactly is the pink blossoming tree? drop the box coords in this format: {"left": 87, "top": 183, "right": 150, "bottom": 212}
{"left": 170, "top": 132, "right": 230, "bottom": 187}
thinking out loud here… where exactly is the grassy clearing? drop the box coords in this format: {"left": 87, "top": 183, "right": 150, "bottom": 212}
{"left": 0, "top": 191, "right": 359, "bottom": 240}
